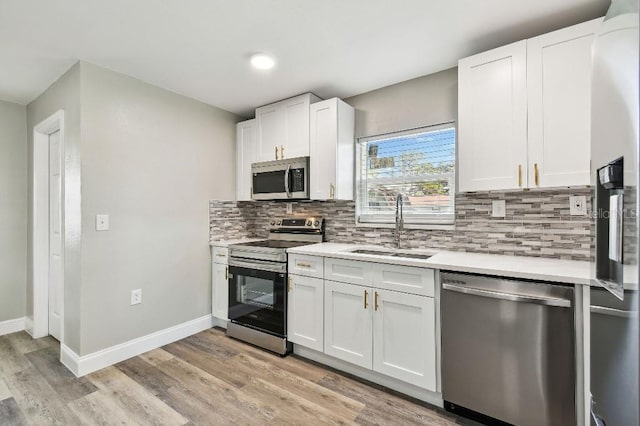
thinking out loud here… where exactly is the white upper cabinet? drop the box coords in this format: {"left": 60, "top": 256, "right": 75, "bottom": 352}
{"left": 309, "top": 98, "right": 355, "bottom": 201}
{"left": 458, "top": 41, "right": 528, "bottom": 192}
{"left": 527, "top": 18, "right": 602, "bottom": 188}
{"left": 236, "top": 119, "right": 256, "bottom": 201}
{"left": 458, "top": 18, "right": 601, "bottom": 192}
{"left": 255, "top": 93, "right": 321, "bottom": 162}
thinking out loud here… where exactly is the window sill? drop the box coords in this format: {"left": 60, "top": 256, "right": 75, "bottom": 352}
{"left": 355, "top": 221, "right": 455, "bottom": 231}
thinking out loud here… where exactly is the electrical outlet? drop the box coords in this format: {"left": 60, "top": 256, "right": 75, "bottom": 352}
{"left": 96, "top": 214, "right": 109, "bottom": 231}
{"left": 286, "top": 203, "right": 293, "bottom": 214}
{"left": 492, "top": 200, "right": 506, "bottom": 218}
{"left": 131, "top": 289, "right": 142, "bottom": 305}
{"left": 570, "top": 195, "right": 587, "bottom": 216}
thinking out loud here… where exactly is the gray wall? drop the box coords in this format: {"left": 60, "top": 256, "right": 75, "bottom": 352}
{"left": 79, "top": 62, "right": 239, "bottom": 354}
{"left": 27, "top": 62, "right": 82, "bottom": 351}
{"left": 344, "top": 67, "right": 457, "bottom": 138}
{"left": 0, "top": 100, "right": 27, "bottom": 322}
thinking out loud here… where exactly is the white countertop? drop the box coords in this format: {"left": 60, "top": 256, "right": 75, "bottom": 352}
{"left": 287, "top": 243, "right": 592, "bottom": 286}
{"left": 209, "top": 237, "right": 264, "bottom": 247}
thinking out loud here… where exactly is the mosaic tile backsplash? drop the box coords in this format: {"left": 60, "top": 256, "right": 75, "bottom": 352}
{"left": 210, "top": 187, "right": 594, "bottom": 261}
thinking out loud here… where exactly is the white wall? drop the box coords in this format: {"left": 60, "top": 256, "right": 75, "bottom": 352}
{"left": 27, "top": 63, "right": 82, "bottom": 351}
{"left": 344, "top": 67, "right": 457, "bottom": 138}
{"left": 79, "top": 62, "right": 238, "bottom": 355}
{"left": 0, "top": 100, "right": 27, "bottom": 323}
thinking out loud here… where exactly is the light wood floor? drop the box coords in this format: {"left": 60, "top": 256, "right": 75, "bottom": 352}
{"left": 0, "top": 327, "right": 472, "bottom": 425}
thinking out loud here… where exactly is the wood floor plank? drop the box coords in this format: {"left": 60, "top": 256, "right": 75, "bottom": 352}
{"left": 138, "top": 348, "right": 174, "bottom": 366}
{"left": 25, "top": 346, "right": 98, "bottom": 404}
{"left": 0, "top": 337, "right": 31, "bottom": 379}
{"left": 67, "top": 390, "right": 141, "bottom": 426}
{"left": 227, "top": 352, "right": 365, "bottom": 420}
{"left": 180, "top": 332, "right": 239, "bottom": 360}
{"left": 87, "top": 366, "right": 188, "bottom": 426}
{"left": 3, "top": 366, "right": 82, "bottom": 425}
{"left": 0, "top": 397, "right": 27, "bottom": 426}
{"left": 156, "top": 357, "right": 276, "bottom": 424}
{"left": 318, "top": 372, "right": 459, "bottom": 425}
{"left": 0, "top": 377, "right": 11, "bottom": 401}
{"left": 5, "top": 332, "right": 56, "bottom": 355}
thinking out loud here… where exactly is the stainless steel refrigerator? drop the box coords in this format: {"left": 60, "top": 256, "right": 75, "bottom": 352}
{"left": 590, "top": 1, "right": 639, "bottom": 425}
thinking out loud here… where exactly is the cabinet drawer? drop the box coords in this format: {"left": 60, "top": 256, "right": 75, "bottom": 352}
{"left": 324, "top": 258, "right": 372, "bottom": 287}
{"left": 288, "top": 254, "right": 323, "bottom": 279}
{"left": 372, "top": 264, "right": 434, "bottom": 297}
{"left": 211, "top": 247, "right": 229, "bottom": 264}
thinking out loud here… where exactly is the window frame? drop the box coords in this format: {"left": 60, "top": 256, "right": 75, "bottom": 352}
{"left": 354, "top": 122, "right": 457, "bottom": 229}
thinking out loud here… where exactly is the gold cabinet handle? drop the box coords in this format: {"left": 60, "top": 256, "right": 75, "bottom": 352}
{"left": 364, "top": 290, "right": 369, "bottom": 309}
{"left": 280, "top": 145, "right": 284, "bottom": 159}
{"left": 297, "top": 262, "right": 311, "bottom": 268}
{"left": 288, "top": 276, "right": 292, "bottom": 292}
{"left": 275, "top": 146, "right": 278, "bottom": 160}
{"left": 534, "top": 163, "right": 539, "bottom": 186}
{"left": 225, "top": 267, "right": 228, "bottom": 280}
{"left": 518, "top": 164, "right": 522, "bottom": 187}
{"left": 374, "top": 291, "right": 379, "bottom": 311}
{"left": 216, "top": 253, "right": 226, "bottom": 257}
{"left": 329, "top": 183, "right": 335, "bottom": 199}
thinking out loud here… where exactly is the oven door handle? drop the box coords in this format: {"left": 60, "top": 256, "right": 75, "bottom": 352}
{"left": 284, "top": 164, "right": 291, "bottom": 198}
{"left": 228, "top": 258, "right": 287, "bottom": 274}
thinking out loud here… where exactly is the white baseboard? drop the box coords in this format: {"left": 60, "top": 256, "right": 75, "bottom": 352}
{"left": 294, "top": 346, "right": 444, "bottom": 407}
{"left": 61, "top": 314, "right": 214, "bottom": 377}
{"left": 0, "top": 317, "right": 26, "bottom": 336}
{"left": 24, "top": 317, "right": 34, "bottom": 336}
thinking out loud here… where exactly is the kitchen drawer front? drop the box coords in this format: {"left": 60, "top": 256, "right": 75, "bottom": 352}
{"left": 288, "top": 254, "right": 324, "bottom": 279}
{"left": 211, "top": 247, "right": 229, "bottom": 264}
{"left": 324, "top": 258, "right": 372, "bottom": 287}
{"left": 372, "top": 264, "right": 435, "bottom": 297}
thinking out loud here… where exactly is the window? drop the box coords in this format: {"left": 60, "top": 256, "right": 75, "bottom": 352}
{"left": 356, "top": 123, "right": 456, "bottom": 226}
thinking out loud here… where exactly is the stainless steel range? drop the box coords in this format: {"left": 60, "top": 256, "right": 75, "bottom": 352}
{"left": 226, "top": 217, "right": 324, "bottom": 355}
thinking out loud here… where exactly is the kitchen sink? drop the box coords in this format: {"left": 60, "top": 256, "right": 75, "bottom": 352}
{"left": 348, "top": 248, "right": 432, "bottom": 260}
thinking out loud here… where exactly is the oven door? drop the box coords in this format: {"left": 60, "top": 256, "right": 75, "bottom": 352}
{"left": 228, "top": 264, "right": 287, "bottom": 337}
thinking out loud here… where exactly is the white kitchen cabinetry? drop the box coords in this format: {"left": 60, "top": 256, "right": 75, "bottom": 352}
{"left": 527, "top": 18, "right": 602, "bottom": 188}
{"left": 287, "top": 274, "right": 324, "bottom": 352}
{"left": 458, "top": 41, "right": 528, "bottom": 192}
{"left": 309, "top": 98, "right": 355, "bottom": 200}
{"left": 236, "top": 119, "right": 256, "bottom": 201}
{"left": 458, "top": 18, "right": 601, "bottom": 192}
{"left": 255, "top": 93, "right": 321, "bottom": 162}
{"left": 211, "top": 246, "right": 229, "bottom": 323}
{"left": 324, "top": 280, "right": 373, "bottom": 369}
{"left": 372, "top": 288, "right": 436, "bottom": 390}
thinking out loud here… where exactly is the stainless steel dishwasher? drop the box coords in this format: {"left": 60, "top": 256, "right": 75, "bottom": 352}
{"left": 441, "top": 272, "right": 575, "bottom": 426}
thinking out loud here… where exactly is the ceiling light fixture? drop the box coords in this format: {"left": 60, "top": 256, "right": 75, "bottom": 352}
{"left": 250, "top": 53, "right": 275, "bottom": 70}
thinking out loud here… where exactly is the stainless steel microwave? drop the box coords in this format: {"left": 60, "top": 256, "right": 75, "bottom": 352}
{"left": 251, "top": 157, "right": 310, "bottom": 200}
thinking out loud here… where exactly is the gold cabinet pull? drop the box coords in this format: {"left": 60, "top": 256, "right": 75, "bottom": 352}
{"left": 216, "top": 253, "right": 226, "bottom": 257}
{"left": 364, "top": 290, "right": 369, "bottom": 309}
{"left": 280, "top": 145, "right": 284, "bottom": 159}
{"left": 275, "top": 146, "right": 278, "bottom": 160}
{"left": 297, "top": 262, "right": 311, "bottom": 268}
{"left": 534, "top": 163, "right": 539, "bottom": 186}
{"left": 329, "top": 183, "right": 335, "bottom": 199}
{"left": 225, "top": 267, "right": 228, "bottom": 280}
{"left": 374, "top": 291, "right": 379, "bottom": 311}
{"left": 518, "top": 164, "right": 522, "bottom": 187}
{"left": 288, "top": 276, "right": 292, "bottom": 292}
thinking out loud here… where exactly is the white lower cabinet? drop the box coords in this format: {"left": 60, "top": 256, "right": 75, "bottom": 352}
{"left": 211, "top": 261, "right": 228, "bottom": 321}
{"left": 287, "top": 274, "right": 324, "bottom": 352}
{"left": 324, "top": 280, "right": 373, "bottom": 369}
{"left": 372, "top": 289, "right": 436, "bottom": 390}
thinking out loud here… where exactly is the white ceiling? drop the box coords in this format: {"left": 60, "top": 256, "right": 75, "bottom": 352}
{"left": 0, "top": 0, "right": 609, "bottom": 117}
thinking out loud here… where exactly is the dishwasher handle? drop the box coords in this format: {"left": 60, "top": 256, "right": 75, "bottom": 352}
{"left": 442, "top": 282, "right": 572, "bottom": 308}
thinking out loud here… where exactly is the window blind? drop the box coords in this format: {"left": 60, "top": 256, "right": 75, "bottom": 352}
{"left": 357, "top": 124, "right": 456, "bottom": 225}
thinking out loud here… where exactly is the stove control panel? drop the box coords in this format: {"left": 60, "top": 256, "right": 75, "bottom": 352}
{"left": 269, "top": 217, "right": 324, "bottom": 231}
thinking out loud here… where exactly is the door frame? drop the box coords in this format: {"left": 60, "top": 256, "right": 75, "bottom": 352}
{"left": 31, "top": 110, "right": 65, "bottom": 341}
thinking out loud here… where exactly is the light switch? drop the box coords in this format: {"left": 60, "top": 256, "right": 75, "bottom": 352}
{"left": 96, "top": 214, "right": 109, "bottom": 231}
{"left": 492, "top": 200, "right": 506, "bottom": 218}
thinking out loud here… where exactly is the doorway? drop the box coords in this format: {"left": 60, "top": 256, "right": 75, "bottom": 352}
{"left": 31, "top": 110, "right": 65, "bottom": 342}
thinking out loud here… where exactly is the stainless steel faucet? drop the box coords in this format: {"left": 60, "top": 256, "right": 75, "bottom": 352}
{"left": 395, "top": 193, "right": 404, "bottom": 249}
